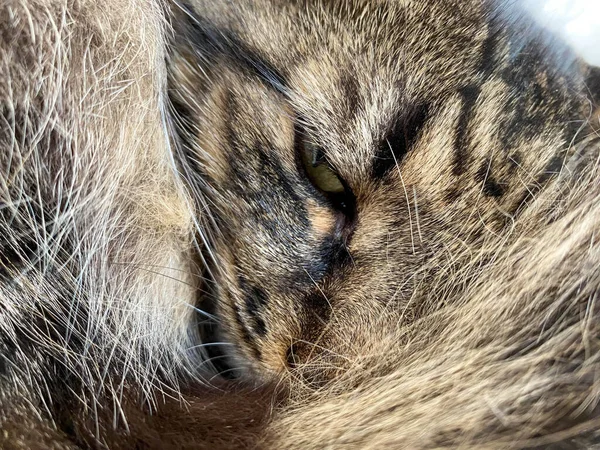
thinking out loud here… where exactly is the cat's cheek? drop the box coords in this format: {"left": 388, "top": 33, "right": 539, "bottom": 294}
{"left": 306, "top": 201, "right": 336, "bottom": 236}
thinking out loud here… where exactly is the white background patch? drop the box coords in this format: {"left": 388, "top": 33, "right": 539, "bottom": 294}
{"left": 523, "top": 0, "right": 600, "bottom": 66}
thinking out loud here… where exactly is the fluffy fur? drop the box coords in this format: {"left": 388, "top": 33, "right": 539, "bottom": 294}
{"left": 0, "top": 0, "right": 200, "bottom": 446}
{"left": 1, "top": 0, "right": 600, "bottom": 448}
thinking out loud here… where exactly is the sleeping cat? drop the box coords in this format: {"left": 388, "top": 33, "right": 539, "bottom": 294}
{"left": 1, "top": 0, "right": 599, "bottom": 448}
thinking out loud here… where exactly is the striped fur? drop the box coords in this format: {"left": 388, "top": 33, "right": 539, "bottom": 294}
{"left": 1, "top": 0, "right": 600, "bottom": 448}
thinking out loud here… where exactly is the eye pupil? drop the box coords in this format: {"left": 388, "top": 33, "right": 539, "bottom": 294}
{"left": 311, "top": 147, "right": 325, "bottom": 167}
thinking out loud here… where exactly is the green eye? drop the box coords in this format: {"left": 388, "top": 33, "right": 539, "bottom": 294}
{"left": 296, "top": 129, "right": 355, "bottom": 216}
{"left": 300, "top": 140, "right": 345, "bottom": 194}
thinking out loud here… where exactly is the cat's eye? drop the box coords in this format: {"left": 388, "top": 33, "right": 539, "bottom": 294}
{"left": 298, "top": 136, "right": 354, "bottom": 215}
{"left": 300, "top": 140, "right": 345, "bottom": 195}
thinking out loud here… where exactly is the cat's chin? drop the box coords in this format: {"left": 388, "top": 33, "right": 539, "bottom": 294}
{"left": 194, "top": 262, "right": 235, "bottom": 380}
{"left": 195, "top": 266, "right": 262, "bottom": 382}
{"left": 198, "top": 315, "right": 236, "bottom": 380}
{"left": 198, "top": 310, "right": 280, "bottom": 382}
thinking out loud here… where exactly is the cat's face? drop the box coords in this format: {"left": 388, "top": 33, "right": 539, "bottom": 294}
{"left": 169, "top": 0, "right": 595, "bottom": 382}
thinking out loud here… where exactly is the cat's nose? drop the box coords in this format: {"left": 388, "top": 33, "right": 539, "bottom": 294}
{"left": 255, "top": 337, "right": 303, "bottom": 376}
{"left": 257, "top": 341, "right": 320, "bottom": 375}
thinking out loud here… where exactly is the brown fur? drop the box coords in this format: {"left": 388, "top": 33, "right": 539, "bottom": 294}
{"left": 1, "top": 0, "right": 600, "bottom": 448}
{"left": 169, "top": 0, "right": 600, "bottom": 447}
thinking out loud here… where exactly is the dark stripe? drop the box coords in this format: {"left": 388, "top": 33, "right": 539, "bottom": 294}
{"left": 372, "top": 103, "right": 430, "bottom": 180}
{"left": 537, "top": 154, "right": 564, "bottom": 184}
{"left": 168, "top": 95, "right": 208, "bottom": 181}
{"left": 321, "top": 235, "right": 353, "bottom": 276}
{"left": 252, "top": 316, "right": 267, "bottom": 337}
{"left": 177, "top": 3, "right": 288, "bottom": 95}
{"left": 338, "top": 72, "right": 361, "bottom": 121}
{"left": 482, "top": 176, "right": 504, "bottom": 198}
{"left": 474, "top": 158, "right": 505, "bottom": 198}
{"left": 302, "top": 291, "right": 332, "bottom": 332}
{"left": 232, "top": 304, "right": 262, "bottom": 361}
{"left": 477, "top": 26, "right": 501, "bottom": 77}
{"left": 444, "top": 187, "right": 462, "bottom": 204}
{"left": 293, "top": 290, "right": 333, "bottom": 374}
{"left": 507, "top": 152, "right": 522, "bottom": 171}
{"left": 281, "top": 230, "right": 353, "bottom": 299}
{"left": 169, "top": 96, "right": 196, "bottom": 140}
{"left": 238, "top": 275, "right": 269, "bottom": 337}
{"left": 452, "top": 85, "right": 480, "bottom": 177}
{"left": 512, "top": 154, "right": 564, "bottom": 216}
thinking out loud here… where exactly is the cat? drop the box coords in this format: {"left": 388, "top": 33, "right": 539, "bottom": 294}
{"left": 1, "top": 0, "right": 599, "bottom": 448}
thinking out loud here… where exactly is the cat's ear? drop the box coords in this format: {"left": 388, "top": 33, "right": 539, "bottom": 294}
{"left": 522, "top": 0, "right": 600, "bottom": 67}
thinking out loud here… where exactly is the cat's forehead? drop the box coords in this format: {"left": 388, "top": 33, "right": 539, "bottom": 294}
{"left": 183, "top": 0, "right": 489, "bottom": 176}
{"left": 187, "top": 0, "right": 488, "bottom": 88}
{"left": 179, "top": 0, "right": 588, "bottom": 189}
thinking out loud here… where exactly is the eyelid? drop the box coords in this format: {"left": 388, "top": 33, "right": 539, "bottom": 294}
{"left": 303, "top": 140, "right": 326, "bottom": 167}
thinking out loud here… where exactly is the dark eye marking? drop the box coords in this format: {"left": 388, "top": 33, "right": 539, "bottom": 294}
{"left": 372, "top": 103, "right": 431, "bottom": 180}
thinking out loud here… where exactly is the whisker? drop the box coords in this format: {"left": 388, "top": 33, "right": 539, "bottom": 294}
{"left": 389, "top": 139, "right": 415, "bottom": 254}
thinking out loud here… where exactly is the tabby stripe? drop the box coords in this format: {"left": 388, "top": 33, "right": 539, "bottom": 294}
{"left": 511, "top": 154, "right": 564, "bottom": 217}
{"left": 179, "top": 2, "right": 288, "bottom": 95}
{"left": 300, "top": 291, "right": 332, "bottom": 342}
{"left": 474, "top": 158, "right": 504, "bottom": 198}
{"left": 232, "top": 304, "right": 262, "bottom": 361}
{"left": 452, "top": 85, "right": 480, "bottom": 177}
{"left": 372, "top": 103, "right": 430, "bottom": 180}
{"left": 477, "top": 26, "right": 500, "bottom": 77}
{"left": 339, "top": 72, "right": 361, "bottom": 122}
{"left": 238, "top": 275, "right": 269, "bottom": 337}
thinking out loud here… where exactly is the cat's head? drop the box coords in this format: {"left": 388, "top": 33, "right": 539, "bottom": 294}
{"left": 168, "top": 0, "right": 598, "bottom": 384}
